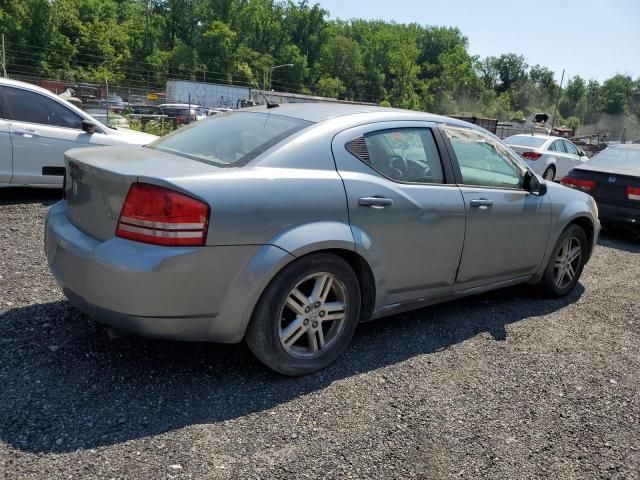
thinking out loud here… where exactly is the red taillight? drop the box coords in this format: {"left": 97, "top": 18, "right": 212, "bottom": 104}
{"left": 116, "top": 183, "right": 210, "bottom": 246}
{"left": 176, "top": 115, "right": 189, "bottom": 125}
{"left": 521, "top": 151, "right": 542, "bottom": 160}
{"left": 560, "top": 177, "right": 596, "bottom": 193}
{"left": 627, "top": 186, "right": 640, "bottom": 201}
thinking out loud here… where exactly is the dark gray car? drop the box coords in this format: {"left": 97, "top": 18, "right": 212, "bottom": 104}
{"left": 45, "top": 104, "right": 600, "bottom": 375}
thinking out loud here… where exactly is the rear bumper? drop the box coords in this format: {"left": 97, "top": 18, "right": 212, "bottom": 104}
{"left": 45, "top": 201, "right": 294, "bottom": 342}
{"left": 597, "top": 201, "right": 640, "bottom": 230}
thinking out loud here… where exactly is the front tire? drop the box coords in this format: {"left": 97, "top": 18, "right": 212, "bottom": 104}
{"left": 535, "top": 224, "right": 588, "bottom": 297}
{"left": 246, "top": 253, "right": 361, "bottom": 376}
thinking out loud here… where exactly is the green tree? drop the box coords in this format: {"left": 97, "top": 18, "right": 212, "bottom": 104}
{"left": 316, "top": 76, "right": 345, "bottom": 98}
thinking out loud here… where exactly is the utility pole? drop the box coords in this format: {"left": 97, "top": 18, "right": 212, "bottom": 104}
{"left": 105, "top": 78, "right": 110, "bottom": 125}
{"left": 551, "top": 69, "right": 565, "bottom": 132}
{"left": 2, "top": 34, "right": 7, "bottom": 78}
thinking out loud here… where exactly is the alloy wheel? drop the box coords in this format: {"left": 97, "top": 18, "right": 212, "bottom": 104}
{"left": 278, "top": 272, "right": 348, "bottom": 358}
{"left": 544, "top": 168, "right": 555, "bottom": 181}
{"left": 553, "top": 236, "right": 582, "bottom": 289}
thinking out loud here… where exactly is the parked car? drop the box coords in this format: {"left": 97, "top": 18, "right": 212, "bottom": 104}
{"left": 505, "top": 134, "right": 588, "bottom": 181}
{"left": 84, "top": 108, "right": 130, "bottom": 129}
{"left": 0, "top": 78, "right": 158, "bottom": 188}
{"left": 158, "top": 103, "right": 200, "bottom": 126}
{"left": 127, "top": 104, "right": 169, "bottom": 125}
{"left": 98, "top": 94, "right": 127, "bottom": 111}
{"left": 562, "top": 144, "right": 640, "bottom": 234}
{"left": 45, "top": 105, "right": 599, "bottom": 375}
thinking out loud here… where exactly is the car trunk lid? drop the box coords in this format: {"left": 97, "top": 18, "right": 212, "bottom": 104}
{"left": 64, "top": 146, "right": 219, "bottom": 241}
{"left": 570, "top": 165, "right": 640, "bottom": 208}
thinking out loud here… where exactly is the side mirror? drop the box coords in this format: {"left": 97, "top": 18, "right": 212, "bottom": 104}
{"left": 578, "top": 150, "right": 585, "bottom": 157}
{"left": 82, "top": 120, "right": 97, "bottom": 134}
{"left": 524, "top": 170, "right": 547, "bottom": 196}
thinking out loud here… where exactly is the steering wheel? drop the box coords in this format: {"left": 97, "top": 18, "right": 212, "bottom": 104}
{"left": 389, "top": 154, "right": 408, "bottom": 177}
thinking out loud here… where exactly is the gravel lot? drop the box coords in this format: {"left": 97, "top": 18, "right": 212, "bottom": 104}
{"left": 1, "top": 188, "right": 639, "bottom": 480}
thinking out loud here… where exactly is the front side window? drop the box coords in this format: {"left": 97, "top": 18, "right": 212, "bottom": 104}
{"left": 0, "top": 86, "right": 84, "bottom": 129}
{"left": 563, "top": 140, "right": 579, "bottom": 155}
{"left": 442, "top": 125, "right": 525, "bottom": 189}
{"left": 348, "top": 128, "right": 445, "bottom": 184}
{"left": 148, "top": 111, "right": 312, "bottom": 166}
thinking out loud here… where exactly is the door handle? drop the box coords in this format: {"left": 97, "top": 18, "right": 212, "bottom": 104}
{"left": 13, "top": 129, "right": 40, "bottom": 138}
{"left": 359, "top": 196, "right": 393, "bottom": 207}
{"left": 470, "top": 198, "right": 493, "bottom": 208}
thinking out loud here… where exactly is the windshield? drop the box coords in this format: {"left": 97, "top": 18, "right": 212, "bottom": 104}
{"left": 505, "top": 135, "right": 547, "bottom": 148}
{"left": 587, "top": 146, "right": 640, "bottom": 171}
{"left": 148, "top": 111, "right": 312, "bottom": 166}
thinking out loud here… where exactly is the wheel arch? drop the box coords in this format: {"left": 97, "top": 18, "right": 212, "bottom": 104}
{"left": 568, "top": 215, "right": 596, "bottom": 260}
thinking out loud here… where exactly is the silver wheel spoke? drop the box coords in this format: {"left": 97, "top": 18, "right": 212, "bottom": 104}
{"left": 280, "top": 317, "right": 306, "bottom": 347}
{"left": 310, "top": 274, "right": 333, "bottom": 304}
{"left": 566, "top": 263, "right": 576, "bottom": 280}
{"left": 286, "top": 288, "right": 310, "bottom": 315}
{"left": 307, "top": 329, "right": 319, "bottom": 352}
{"left": 323, "top": 302, "right": 346, "bottom": 322}
{"left": 568, "top": 246, "right": 581, "bottom": 263}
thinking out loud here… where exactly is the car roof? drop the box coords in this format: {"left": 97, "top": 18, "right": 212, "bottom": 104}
{"left": 241, "top": 102, "right": 473, "bottom": 126}
{"left": 0, "top": 77, "right": 67, "bottom": 98}
{"left": 507, "top": 134, "right": 563, "bottom": 141}
{"left": 160, "top": 103, "right": 201, "bottom": 108}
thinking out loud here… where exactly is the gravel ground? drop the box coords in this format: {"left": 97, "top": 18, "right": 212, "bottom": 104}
{"left": 1, "top": 188, "right": 639, "bottom": 480}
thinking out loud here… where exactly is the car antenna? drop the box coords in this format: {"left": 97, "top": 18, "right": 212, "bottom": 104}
{"left": 252, "top": 81, "right": 279, "bottom": 109}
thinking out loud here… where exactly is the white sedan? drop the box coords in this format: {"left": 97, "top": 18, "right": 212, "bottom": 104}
{"left": 0, "top": 78, "right": 157, "bottom": 188}
{"left": 505, "top": 134, "right": 588, "bottom": 181}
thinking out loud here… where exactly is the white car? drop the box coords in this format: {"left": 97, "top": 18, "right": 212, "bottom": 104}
{"left": 505, "top": 134, "right": 588, "bottom": 181}
{"left": 0, "top": 78, "right": 157, "bottom": 188}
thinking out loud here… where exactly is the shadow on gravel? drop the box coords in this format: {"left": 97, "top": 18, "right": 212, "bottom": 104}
{"left": 0, "top": 187, "right": 62, "bottom": 206}
{"left": 0, "top": 284, "right": 583, "bottom": 454}
{"left": 597, "top": 228, "right": 640, "bottom": 253}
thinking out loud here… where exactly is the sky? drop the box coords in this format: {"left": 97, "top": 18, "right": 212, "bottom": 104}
{"left": 317, "top": 0, "right": 640, "bottom": 83}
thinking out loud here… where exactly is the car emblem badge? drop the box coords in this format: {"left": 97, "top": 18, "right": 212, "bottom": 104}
{"left": 608, "top": 176, "right": 617, "bottom": 183}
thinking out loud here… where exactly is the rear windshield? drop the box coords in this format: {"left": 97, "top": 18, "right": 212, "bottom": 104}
{"left": 587, "top": 146, "right": 640, "bottom": 171}
{"left": 505, "top": 135, "right": 547, "bottom": 148}
{"left": 148, "top": 111, "right": 312, "bottom": 167}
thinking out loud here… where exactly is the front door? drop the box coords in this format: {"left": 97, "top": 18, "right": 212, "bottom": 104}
{"left": 0, "top": 85, "right": 111, "bottom": 186}
{"left": 0, "top": 117, "right": 12, "bottom": 183}
{"left": 440, "top": 124, "right": 551, "bottom": 290}
{"left": 332, "top": 121, "right": 466, "bottom": 307}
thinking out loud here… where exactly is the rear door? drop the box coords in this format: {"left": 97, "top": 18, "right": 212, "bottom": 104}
{"left": 440, "top": 124, "right": 551, "bottom": 290}
{"left": 0, "top": 85, "right": 113, "bottom": 186}
{"left": 549, "top": 139, "right": 574, "bottom": 178}
{"left": 0, "top": 98, "right": 12, "bottom": 183}
{"left": 332, "top": 121, "right": 466, "bottom": 306}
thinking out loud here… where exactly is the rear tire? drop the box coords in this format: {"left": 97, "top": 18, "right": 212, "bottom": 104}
{"left": 245, "top": 253, "right": 361, "bottom": 376}
{"left": 534, "top": 224, "right": 588, "bottom": 298}
{"left": 543, "top": 166, "right": 556, "bottom": 182}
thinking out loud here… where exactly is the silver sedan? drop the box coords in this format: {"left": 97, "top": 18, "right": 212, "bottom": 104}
{"left": 45, "top": 104, "right": 600, "bottom": 375}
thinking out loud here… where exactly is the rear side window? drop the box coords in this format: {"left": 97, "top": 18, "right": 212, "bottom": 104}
{"left": 346, "top": 128, "right": 445, "bottom": 184}
{"left": 0, "top": 86, "right": 83, "bottom": 129}
{"left": 148, "top": 112, "right": 312, "bottom": 167}
{"left": 550, "top": 140, "right": 566, "bottom": 152}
